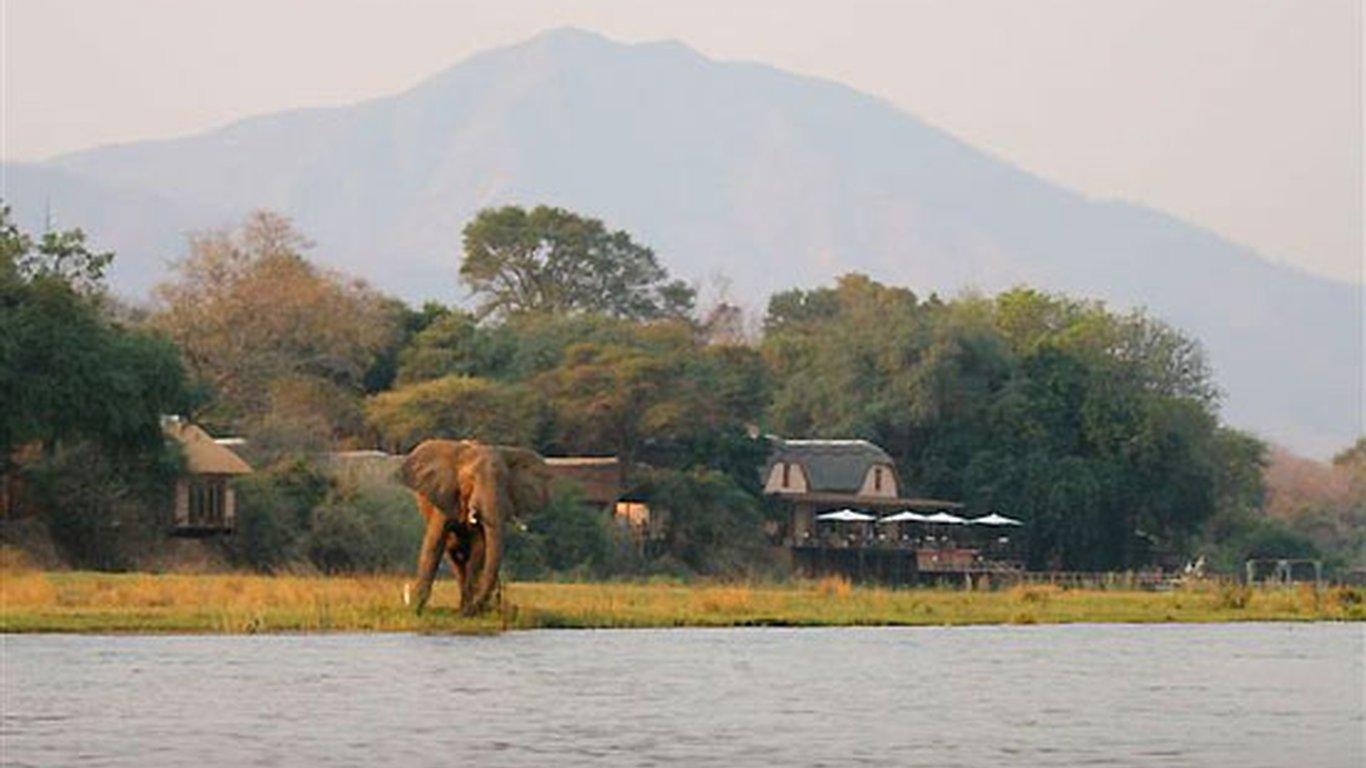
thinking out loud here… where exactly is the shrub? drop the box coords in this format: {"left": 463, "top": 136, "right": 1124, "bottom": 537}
{"left": 300, "top": 466, "right": 420, "bottom": 574}
{"left": 635, "top": 467, "right": 774, "bottom": 577}
{"left": 527, "top": 485, "right": 611, "bottom": 575}
{"left": 25, "top": 441, "right": 179, "bottom": 570}
{"left": 503, "top": 522, "right": 549, "bottom": 580}
{"left": 304, "top": 501, "right": 376, "bottom": 573}
{"left": 221, "top": 459, "right": 329, "bottom": 571}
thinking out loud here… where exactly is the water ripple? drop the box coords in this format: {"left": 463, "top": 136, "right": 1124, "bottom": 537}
{"left": 2, "top": 623, "right": 1362, "bottom": 767}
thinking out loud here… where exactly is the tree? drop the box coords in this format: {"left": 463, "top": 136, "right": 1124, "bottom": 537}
{"left": 1, "top": 206, "right": 190, "bottom": 566}
{"left": 761, "top": 273, "right": 1247, "bottom": 570}
{"left": 362, "top": 299, "right": 452, "bottom": 394}
{"left": 1, "top": 206, "right": 189, "bottom": 466}
{"left": 365, "top": 375, "right": 541, "bottom": 451}
{"left": 633, "top": 467, "right": 772, "bottom": 575}
{"left": 460, "top": 205, "right": 695, "bottom": 320}
{"left": 151, "top": 211, "right": 398, "bottom": 432}
{"left": 531, "top": 321, "right": 769, "bottom": 479}
{"left": 392, "top": 309, "right": 489, "bottom": 386}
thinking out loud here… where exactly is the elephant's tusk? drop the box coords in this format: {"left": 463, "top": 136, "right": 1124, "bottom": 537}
{"left": 403, "top": 582, "right": 412, "bottom": 607}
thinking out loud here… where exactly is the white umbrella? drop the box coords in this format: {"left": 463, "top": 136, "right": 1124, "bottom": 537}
{"left": 923, "top": 511, "right": 968, "bottom": 524}
{"left": 878, "top": 510, "right": 932, "bottom": 524}
{"left": 969, "top": 512, "right": 1024, "bottom": 526}
{"left": 815, "top": 509, "right": 877, "bottom": 522}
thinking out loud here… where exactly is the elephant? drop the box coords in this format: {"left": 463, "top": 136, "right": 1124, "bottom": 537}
{"left": 398, "top": 439, "right": 550, "bottom": 615}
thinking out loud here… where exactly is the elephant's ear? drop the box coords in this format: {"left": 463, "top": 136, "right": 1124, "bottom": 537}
{"left": 498, "top": 446, "right": 551, "bottom": 514}
{"left": 400, "top": 440, "right": 462, "bottom": 513}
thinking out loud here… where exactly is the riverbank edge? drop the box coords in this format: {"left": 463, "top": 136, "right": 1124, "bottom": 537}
{"left": 3, "top": 572, "right": 1363, "bottom": 634}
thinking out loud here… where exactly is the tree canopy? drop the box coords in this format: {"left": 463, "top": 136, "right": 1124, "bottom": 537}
{"left": 460, "top": 205, "right": 695, "bottom": 320}
{"left": 151, "top": 211, "right": 398, "bottom": 432}
{"left": 762, "top": 275, "right": 1240, "bottom": 570}
{"left": 0, "top": 206, "right": 189, "bottom": 466}
{"left": 8, "top": 202, "right": 1337, "bottom": 577}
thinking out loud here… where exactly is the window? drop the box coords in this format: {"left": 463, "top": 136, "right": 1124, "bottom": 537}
{"left": 874, "top": 467, "right": 883, "bottom": 492}
{"left": 614, "top": 501, "right": 650, "bottom": 527}
{"left": 782, "top": 463, "right": 791, "bottom": 488}
{"left": 188, "top": 478, "right": 226, "bottom": 528}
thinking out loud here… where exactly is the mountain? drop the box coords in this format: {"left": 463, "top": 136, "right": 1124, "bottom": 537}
{"left": 3, "top": 28, "right": 1359, "bottom": 457}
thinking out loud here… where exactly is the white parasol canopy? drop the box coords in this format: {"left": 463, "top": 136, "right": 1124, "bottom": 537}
{"left": 815, "top": 509, "right": 877, "bottom": 522}
{"left": 878, "top": 510, "right": 932, "bottom": 524}
{"left": 969, "top": 512, "right": 1024, "bottom": 526}
{"left": 923, "top": 511, "right": 968, "bottom": 524}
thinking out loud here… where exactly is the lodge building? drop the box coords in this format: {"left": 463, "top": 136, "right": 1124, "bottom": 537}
{"left": 762, "top": 436, "right": 1001, "bottom": 584}
{"left": 163, "top": 419, "right": 253, "bottom": 536}
{"left": 762, "top": 437, "right": 959, "bottom": 543}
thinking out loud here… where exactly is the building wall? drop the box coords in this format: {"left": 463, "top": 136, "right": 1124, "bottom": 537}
{"left": 224, "top": 487, "right": 236, "bottom": 529}
{"left": 856, "top": 464, "right": 898, "bottom": 498}
{"left": 763, "top": 462, "right": 810, "bottom": 494}
{"left": 174, "top": 480, "right": 189, "bottom": 527}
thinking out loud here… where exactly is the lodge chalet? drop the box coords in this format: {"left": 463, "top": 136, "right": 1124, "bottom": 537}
{"left": 163, "top": 419, "right": 252, "bottom": 536}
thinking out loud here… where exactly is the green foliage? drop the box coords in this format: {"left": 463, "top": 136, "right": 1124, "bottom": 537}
{"left": 635, "top": 468, "right": 774, "bottom": 576}
{"left": 392, "top": 309, "right": 487, "bottom": 385}
{"left": 502, "top": 522, "right": 550, "bottom": 581}
{"left": 225, "top": 458, "right": 419, "bottom": 573}
{"left": 393, "top": 307, "right": 771, "bottom": 489}
{"left": 460, "top": 205, "right": 695, "bottom": 320}
{"left": 302, "top": 477, "right": 418, "bottom": 573}
{"left": 2, "top": 200, "right": 1299, "bottom": 579}
{"left": 526, "top": 485, "right": 613, "bottom": 574}
{"left": 1, "top": 206, "right": 113, "bottom": 294}
{"left": 531, "top": 320, "right": 769, "bottom": 478}
{"left": 1202, "top": 509, "right": 1323, "bottom": 574}
{"left": 0, "top": 206, "right": 190, "bottom": 472}
{"left": 1334, "top": 438, "right": 1366, "bottom": 470}
{"left": 365, "top": 375, "right": 542, "bottom": 451}
{"left": 24, "top": 441, "right": 182, "bottom": 570}
{"left": 763, "top": 274, "right": 1245, "bottom": 570}
{"left": 362, "top": 299, "right": 452, "bottom": 393}
{"left": 224, "top": 459, "right": 330, "bottom": 570}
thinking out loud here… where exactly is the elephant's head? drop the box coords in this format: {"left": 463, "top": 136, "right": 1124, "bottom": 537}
{"left": 399, "top": 439, "right": 550, "bottom": 614}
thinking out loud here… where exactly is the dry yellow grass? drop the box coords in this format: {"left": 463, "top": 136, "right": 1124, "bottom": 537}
{"left": 1, "top": 569, "right": 1361, "bottom": 633}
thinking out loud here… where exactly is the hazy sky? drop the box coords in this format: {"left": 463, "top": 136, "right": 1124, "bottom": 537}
{"left": 2, "top": 0, "right": 1361, "bottom": 284}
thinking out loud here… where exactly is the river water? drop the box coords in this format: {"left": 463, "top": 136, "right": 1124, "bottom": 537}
{"left": 2, "top": 623, "right": 1362, "bottom": 767}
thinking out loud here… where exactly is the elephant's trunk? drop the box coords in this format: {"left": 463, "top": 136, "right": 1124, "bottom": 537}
{"left": 464, "top": 521, "right": 503, "bottom": 615}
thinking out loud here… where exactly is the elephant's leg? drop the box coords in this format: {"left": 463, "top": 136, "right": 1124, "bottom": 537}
{"left": 410, "top": 511, "right": 449, "bottom": 614}
{"left": 448, "top": 529, "right": 474, "bottom": 611}
{"left": 464, "top": 523, "right": 502, "bottom": 616}
{"left": 459, "top": 526, "right": 485, "bottom": 613}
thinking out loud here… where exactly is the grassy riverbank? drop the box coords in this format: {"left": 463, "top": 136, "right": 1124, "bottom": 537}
{"left": 3, "top": 571, "right": 1362, "bottom": 633}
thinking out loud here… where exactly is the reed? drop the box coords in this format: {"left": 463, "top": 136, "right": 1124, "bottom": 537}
{"left": 2, "top": 569, "right": 1361, "bottom": 633}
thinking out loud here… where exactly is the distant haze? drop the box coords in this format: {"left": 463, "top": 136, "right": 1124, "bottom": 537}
{"left": 3, "top": 28, "right": 1360, "bottom": 459}
{"left": 1, "top": 0, "right": 1361, "bottom": 286}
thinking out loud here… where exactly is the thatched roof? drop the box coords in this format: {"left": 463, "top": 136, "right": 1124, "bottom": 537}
{"left": 764, "top": 438, "right": 894, "bottom": 494}
{"left": 545, "top": 457, "right": 627, "bottom": 505}
{"left": 165, "top": 421, "right": 252, "bottom": 476}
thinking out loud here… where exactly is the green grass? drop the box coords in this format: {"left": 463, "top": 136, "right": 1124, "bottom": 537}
{"left": 1, "top": 571, "right": 1361, "bottom": 634}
